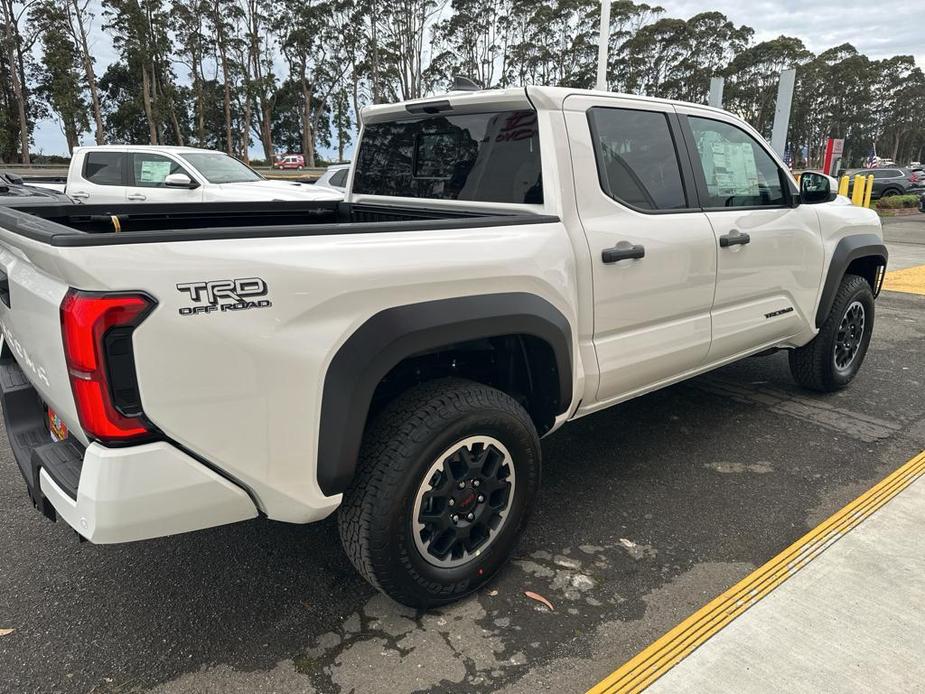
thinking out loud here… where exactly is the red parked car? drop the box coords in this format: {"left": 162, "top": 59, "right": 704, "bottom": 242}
{"left": 273, "top": 154, "right": 305, "bottom": 170}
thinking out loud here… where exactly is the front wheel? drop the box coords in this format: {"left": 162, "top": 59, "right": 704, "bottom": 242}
{"left": 789, "top": 274, "right": 875, "bottom": 392}
{"left": 338, "top": 378, "right": 541, "bottom": 608}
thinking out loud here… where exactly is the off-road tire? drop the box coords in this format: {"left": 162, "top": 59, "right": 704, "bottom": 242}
{"left": 789, "top": 273, "right": 874, "bottom": 392}
{"left": 338, "top": 378, "right": 541, "bottom": 608}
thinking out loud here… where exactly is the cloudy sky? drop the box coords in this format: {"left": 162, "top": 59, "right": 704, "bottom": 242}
{"left": 32, "top": 0, "right": 924, "bottom": 156}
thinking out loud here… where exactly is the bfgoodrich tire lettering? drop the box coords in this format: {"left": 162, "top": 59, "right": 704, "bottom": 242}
{"left": 337, "top": 378, "right": 541, "bottom": 608}
{"left": 789, "top": 273, "right": 875, "bottom": 392}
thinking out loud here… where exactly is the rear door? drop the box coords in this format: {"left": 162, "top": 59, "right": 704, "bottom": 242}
{"left": 68, "top": 150, "right": 128, "bottom": 204}
{"left": 125, "top": 152, "right": 203, "bottom": 203}
{"left": 676, "top": 110, "right": 822, "bottom": 361}
{"left": 563, "top": 95, "right": 717, "bottom": 403}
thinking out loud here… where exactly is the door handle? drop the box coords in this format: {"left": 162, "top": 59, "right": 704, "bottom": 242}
{"left": 719, "top": 230, "right": 751, "bottom": 247}
{"left": 127, "top": 193, "right": 147, "bottom": 201}
{"left": 70, "top": 191, "right": 89, "bottom": 199}
{"left": 602, "top": 243, "right": 645, "bottom": 263}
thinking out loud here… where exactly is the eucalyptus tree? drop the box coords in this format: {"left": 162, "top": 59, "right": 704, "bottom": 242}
{"left": 0, "top": 0, "right": 32, "bottom": 162}
{"left": 30, "top": 0, "right": 89, "bottom": 152}
{"left": 103, "top": 0, "right": 185, "bottom": 145}
{"left": 430, "top": 0, "right": 516, "bottom": 88}
{"left": 62, "top": 0, "right": 105, "bottom": 143}
{"left": 204, "top": 0, "right": 243, "bottom": 153}
{"left": 722, "top": 36, "right": 813, "bottom": 136}
{"left": 171, "top": 0, "right": 211, "bottom": 145}
{"left": 242, "top": 0, "right": 277, "bottom": 161}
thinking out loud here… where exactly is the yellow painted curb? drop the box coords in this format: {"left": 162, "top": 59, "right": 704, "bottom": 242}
{"left": 587, "top": 449, "right": 925, "bottom": 694}
{"left": 882, "top": 264, "right": 925, "bottom": 296}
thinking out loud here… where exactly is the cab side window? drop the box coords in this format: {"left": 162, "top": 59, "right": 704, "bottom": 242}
{"left": 131, "top": 153, "right": 190, "bottom": 187}
{"left": 588, "top": 107, "right": 688, "bottom": 211}
{"left": 330, "top": 169, "right": 348, "bottom": 187}
{"left": 687, "top": 117, "right": 785, "bottom": 208}
{"left": 83, "top": 152, "right": 125, "bottom": 185}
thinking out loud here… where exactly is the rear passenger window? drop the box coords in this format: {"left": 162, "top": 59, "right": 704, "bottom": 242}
{"left": 83, "top": 152, "right": 124, "bottom": 185}
{"left": 687, "top": 116, "right": 785, "bottom": 208}
{"left": 587, "top": 107, "right": 687, "bottom": 211}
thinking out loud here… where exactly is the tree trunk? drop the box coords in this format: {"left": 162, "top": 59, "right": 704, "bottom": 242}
{"left": 141, "top": 64, "right": 158, "bottom": 144}
{"left": 214, "top": 3, "right": 233, "bottom": 155}
{"left": 194, "top": 58, "right": 205, "bottom": 144}
{"left": 241, "top": 93, "right": 251, "bottom": 163}
{"left": 69, "top": 0, "right": 105, "bottom": 144}
{"left": 64, "top": 118, "right": 78, "bottom": 153}
{"left": 370, "top": 11, "right": 380, "bottom": 103}
{"left": 1, "top": 0, "right": 30, "bottom": 164}
{"left": 300, "top": 72, "right": 314, "bottom": 166}
{"left": 260, "top": 103, "right": 273, "bottom": 162}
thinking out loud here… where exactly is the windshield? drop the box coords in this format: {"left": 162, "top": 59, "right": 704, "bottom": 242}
{"left": 180, "top": 152, "right": 264, "bottom": 184}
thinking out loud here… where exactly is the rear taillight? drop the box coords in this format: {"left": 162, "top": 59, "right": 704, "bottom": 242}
{"left": 60, "top": 290, "right": 156, "bottom": 444}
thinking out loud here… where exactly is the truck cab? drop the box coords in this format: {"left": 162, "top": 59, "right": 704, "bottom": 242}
{"left": 63, "top": 146, "right": 341, "bottom": 204}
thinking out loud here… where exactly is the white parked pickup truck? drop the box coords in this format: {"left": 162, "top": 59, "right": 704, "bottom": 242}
{"left": 0, "top": 87, "right": 887, "bottom": 607}
{"left": 29, "top": 145, "right": 342, "bottom": 204}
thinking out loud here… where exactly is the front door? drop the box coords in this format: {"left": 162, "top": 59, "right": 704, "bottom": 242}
{"left": 563, "top": 96, "right": 717, "bottom": 405}
{"left": 125, "top": 152, "right": 203, "bottom": 203}
{"left": 677, "top": 112, "right": 823, "bottom": 361}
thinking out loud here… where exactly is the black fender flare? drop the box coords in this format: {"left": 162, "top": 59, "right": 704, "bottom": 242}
{"left": 815, "top": 234, "right": 888, "bottom": 328}
{"left": 317, "top": 293, "right": 573, "bottom": 496}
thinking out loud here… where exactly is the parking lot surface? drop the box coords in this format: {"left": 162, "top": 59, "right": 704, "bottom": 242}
{"left": 2, "top": 219, "right": 924, "bottom": 694}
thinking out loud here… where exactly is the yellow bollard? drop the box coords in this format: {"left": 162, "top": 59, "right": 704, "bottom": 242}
{"left": 863, "top": 174, "right": 874, "bottom": 208}
{"left": 851, "top": 175, "right": 866, "bottom": 206}
{"left": 838, "top": 175, "right": 850, "bottom": 196}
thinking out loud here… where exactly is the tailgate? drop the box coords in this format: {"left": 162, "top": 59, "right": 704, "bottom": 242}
{"left": 0, "top": 241, "right": 82, "bottom": 444}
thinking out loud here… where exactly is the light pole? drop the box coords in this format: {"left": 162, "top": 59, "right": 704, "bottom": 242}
{"left": 596, "top": 0, "right": 610, "bottom": 91}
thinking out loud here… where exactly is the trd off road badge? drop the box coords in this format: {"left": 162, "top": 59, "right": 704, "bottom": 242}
{"left": 176, "top": 277, "right": 272, "bottom": 316}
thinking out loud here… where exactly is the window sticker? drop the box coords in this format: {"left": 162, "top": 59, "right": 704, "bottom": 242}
{"left": 139, "top": 159, "right": 172, "bottom": 183}
{"left": 698, "top": 132, "right": 759, "bottom": 197}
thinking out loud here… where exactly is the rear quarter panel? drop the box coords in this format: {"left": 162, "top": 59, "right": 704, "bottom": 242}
{"left": 50, "top": 222, "right": 580, "bottom": 522}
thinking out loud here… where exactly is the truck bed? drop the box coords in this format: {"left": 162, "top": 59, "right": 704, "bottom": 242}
{"left": 0, "top": 200, "right": 555, "bottom": 247}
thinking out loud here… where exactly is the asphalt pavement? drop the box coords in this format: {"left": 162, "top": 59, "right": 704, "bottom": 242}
{"left": 1, "top": 216, "right": 924, "bottom": 694}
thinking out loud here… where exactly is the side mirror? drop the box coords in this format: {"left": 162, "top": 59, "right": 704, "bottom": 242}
{"left": 800, "top": 171, "right": 837, "bottom": 204}
{"left": 164, "top": 172, "right": 199, "bottom": 189}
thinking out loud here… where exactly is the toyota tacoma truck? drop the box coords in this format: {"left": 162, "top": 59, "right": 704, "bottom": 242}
{"left": 22, "top": 145, "right": 341, "bottom": 204}
{"left": 0, "top": 87, "right": 887, "bottom": 607}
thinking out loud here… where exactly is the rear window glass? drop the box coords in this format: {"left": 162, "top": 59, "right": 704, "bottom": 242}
{"left": 353, "top": 110, "right": 543, "bottom": 203}
{"left": 83, "top": 152, "right": 124, "bottom": 186}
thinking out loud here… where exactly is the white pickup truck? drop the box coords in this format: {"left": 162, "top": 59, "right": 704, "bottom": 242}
{"left": 0, "top": 87, "right": 887, "bottom": 607}
{"left": 26, "top": 145, "right": 342, "bottom": 204}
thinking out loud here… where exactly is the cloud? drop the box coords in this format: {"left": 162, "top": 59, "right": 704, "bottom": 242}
{"left": 658, "top": 0, "right": 924, "bottom": 66}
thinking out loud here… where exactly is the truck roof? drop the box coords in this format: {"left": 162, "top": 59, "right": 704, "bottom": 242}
{"left": 361, "top": 85, "right": 732, "bottom": 124}
{"left": 72, "top": 144, "right": 217, "bottom": 154}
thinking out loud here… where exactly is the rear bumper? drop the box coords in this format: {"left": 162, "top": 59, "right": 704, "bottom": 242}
{"left": 1, "top": 356, "right": 257, "bottom": 543}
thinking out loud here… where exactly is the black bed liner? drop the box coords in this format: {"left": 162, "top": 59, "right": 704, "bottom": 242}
{"left": 0, "top": 200, "right": 559, "bottom": 247}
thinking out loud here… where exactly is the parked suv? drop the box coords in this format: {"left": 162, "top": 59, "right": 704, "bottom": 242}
{"left": 848, "top": 167, "right": 923, "bottom": 198}
{"left": 0, "top": 87, "right": 886, "bottom": 608}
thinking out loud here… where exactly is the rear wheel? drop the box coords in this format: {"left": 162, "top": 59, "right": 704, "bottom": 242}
{"left": 789, "top": 274, "right": 874, "bottom": 392}
{"left": 338, "top": 378, "right": 541, "bottom": 608}
{"left": 880, "top": 187, "right": 901, "bottom": 198}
